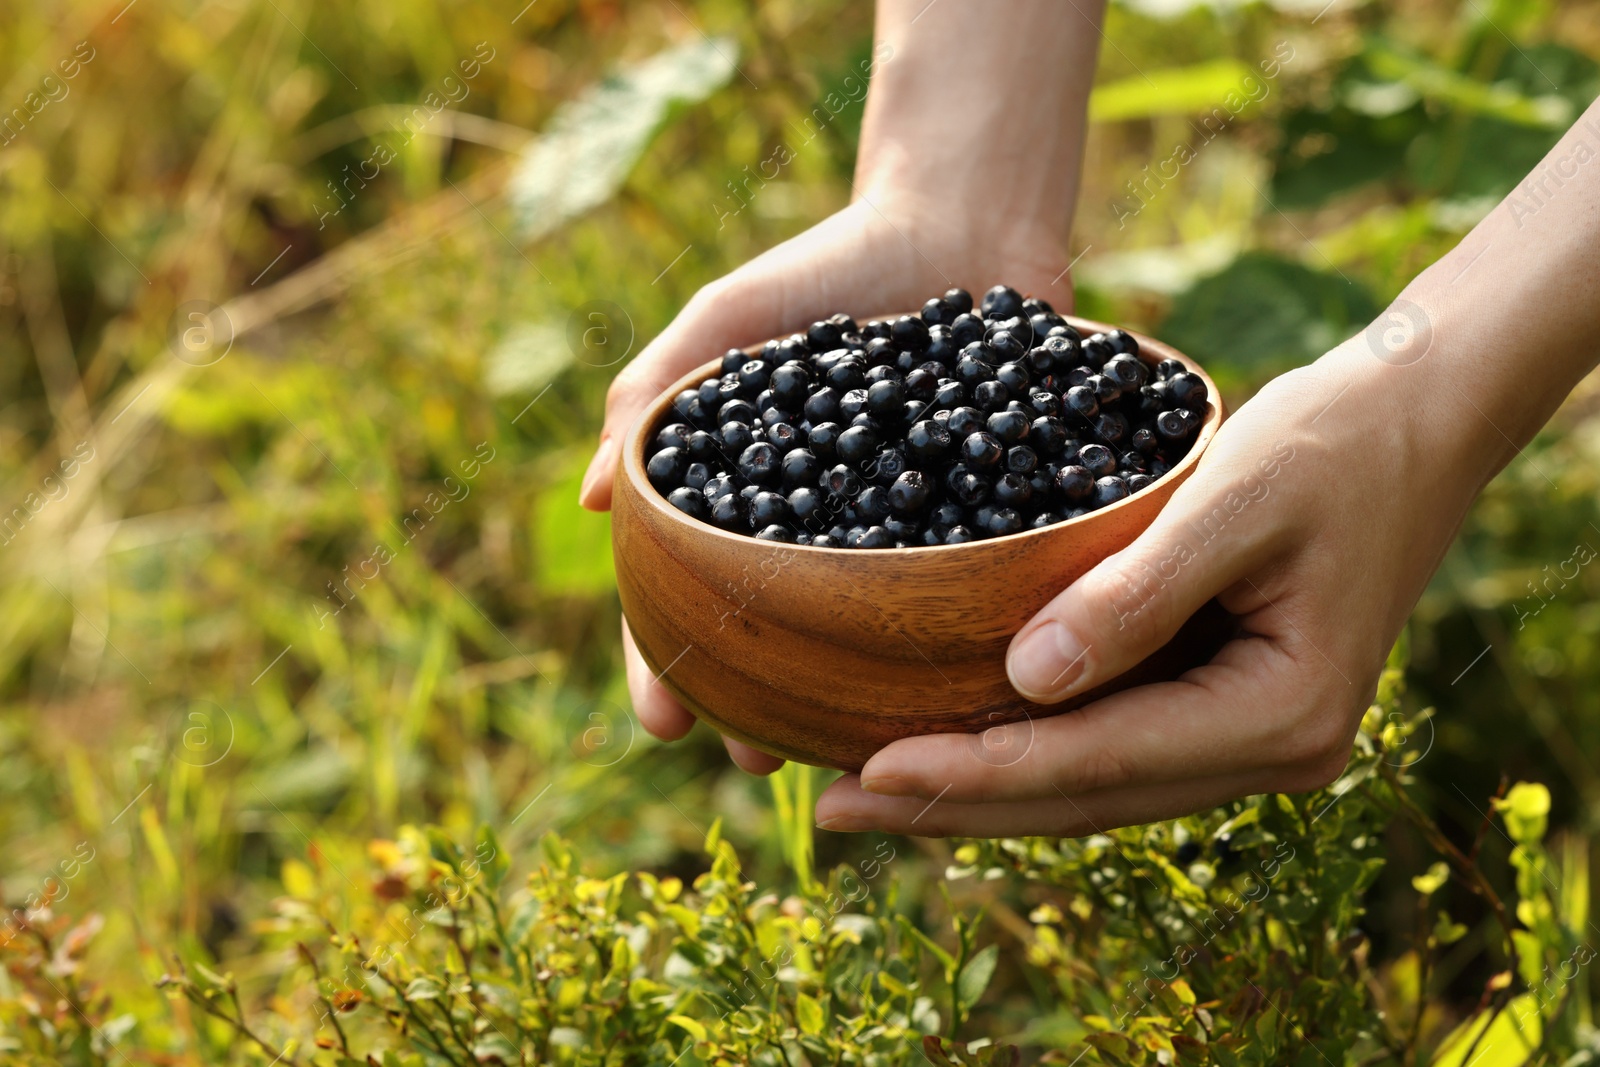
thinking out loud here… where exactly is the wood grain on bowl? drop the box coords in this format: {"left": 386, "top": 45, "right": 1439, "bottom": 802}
{"left": 612, "top": 316, "right": 1229, "bottom": 771}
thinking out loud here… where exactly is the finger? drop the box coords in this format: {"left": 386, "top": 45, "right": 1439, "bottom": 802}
{"left": 622, "top": 620, "right": 695, "bottom": 741}
{"left": 1005, "top": 441, "right": 1298, "bottom": 704}
{"left": 578, "top": 214, "right": 864, "bottom": 512}
{"left": 815, "top": 768, "right": 1279, "bottom": 838}
{"left": 863, "top": 634, "right": 1333, "bottom": 802}
{"left": 724, "top": 736, "right": 786, "bottom": 776}
{"left": 578, "top": 285, "right": 755, "bottom": 511}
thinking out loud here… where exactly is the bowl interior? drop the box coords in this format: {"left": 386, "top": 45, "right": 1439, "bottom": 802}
{"left": 622, "top": 314, "right": 1222, "bottom": 557}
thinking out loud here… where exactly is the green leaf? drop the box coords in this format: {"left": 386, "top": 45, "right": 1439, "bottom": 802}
{"left": 666, "top": 1014, "right": 707, "bottom": 1042}
{"left": 1496, "top": 782, "right": 1551, "bottom": 843}
{"left": 506, "top": 895, "right": 540, "bottom": 945}
{"left": 956, "top": 944, "right": 1000, "bottom": 1012}
{"left": 1430, "top": 994, "right": 1542, "bottom": 1066}
{"left": 475, "top": 824, "right": 510, "bottom": 889}
{"left": 1090, "top": 60, "right": 1257, "bottom": 122}
{"left": 897, "top": 915, "right": 956, "bottom": 975}
{"left": 795, "top": 992, "right": 824, "bottom": 1035}
{"left": 1160, "top": 252, "right": 1379, "bottom": 373}
{"left": 1433, "top": 911, "right": 1469, "bottom": 946}
{"left": 512, "top": 37, "right": 740, "bottom": 239}
{"left": 404, "top": 976, "right": 443, "bottom": 1002}
{"left": 1412, "top": 861, "right": 1450, "bottom": 896}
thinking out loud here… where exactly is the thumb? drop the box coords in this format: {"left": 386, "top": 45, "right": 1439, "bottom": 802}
{"left": 577, "top": 276, "right": 763, "bottom": 512}
{"left": 1005, "top": 457, "right": 1286, "bottom": 703}
{"left": 577, "top": 204, "right": 898, "bottom": 512}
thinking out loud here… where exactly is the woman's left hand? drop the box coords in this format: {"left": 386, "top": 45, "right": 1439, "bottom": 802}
{"left": 814, "top": 335, "right": 1498, "bottom": 836}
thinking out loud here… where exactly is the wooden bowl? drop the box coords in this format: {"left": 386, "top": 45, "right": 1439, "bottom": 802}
{"left": 612, "top": 315, "right": 1229, "bottom": 771}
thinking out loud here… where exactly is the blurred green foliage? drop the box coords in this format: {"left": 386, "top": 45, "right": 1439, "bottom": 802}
{"left": 0, "top": 0, "right": 1598, "bottom": 1062}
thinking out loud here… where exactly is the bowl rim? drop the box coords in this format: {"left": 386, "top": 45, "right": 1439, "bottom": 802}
{"left": 620, "top": 312, "right": 1223, "bottom": 556}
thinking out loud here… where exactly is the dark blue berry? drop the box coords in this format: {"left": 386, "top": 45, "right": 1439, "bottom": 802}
{"left": 807, "top": 421, "right": 841, "bottom": 460}
{"left": 1055, "top": 465, "right": 1094, "bottom": 503}
{"left": 1093, "top": 476, "right": 1129, "bottom": 508}
{"left": 738, "top": 442, "right": 781, "bottom": 485}
{"left": 904, "top": 368, "right": 939, "bottom": 401}
{"left": 1078, "top": 444, "right": 1116, "bottom": 477}
{"left": 1030, "top": 416, "right": 1068, "bottom": 455}
{"left": 944, "top": 287, "right": 974, "bottom": 315}
{"left": 807, "top": 320, "right": 843, "bottom": 352}
{"left": 995, "top": 362, "right": 1030, "bottom": 394}
{"left": 756, "top": 524, "right": 796, "bottom": 542}
{"left": 1094, "top": 411, "right": 1130, "bottom": 448}
{"left": 1004, "top": 445, "right": 1037, "bottom": 474}
{"left": 948, "top": 406, "right": 986, "bottom": 437}
{"left": 667, "top": 485, "right": 709, "bottom": 518}
{"left": 906, "top": 419, "right": 952, "bottom": 459}
{"left": 1104, "top": 355, "right": 1147, "bottom": 390}
{"left": 993, "top": 472, "right": 1033, "bottom": 507}
{"left": 823, "top": 464, "right": 863, "bottom": 497}
{"left": 710, "top": 493, "right": 744, "bottom": 529}
{"left": 781, "top": 448, "right": 821, "bottom": 489}
{"left": 947, "top": 467, "right": 990, "bottom": 506}
{"left": 867, "top": 379, "right": 906, "bottom": 417}
{"left": 770, "top": 362, "right": 811, "bottom": 408}
{"left": 749, "top": 491, "right": 790, "bottom": 528}
{"left": 719, "top": 398, "right": 758, "bottom": 426}
{"left": 647, "top": 447, "right": 688, "bottom": 491}
{"left": 788, "top": 487, "right": 825, "bottom": 525}
{"left": 950, "top": 313, "right": 985, "bottom": 346}
{"left": 1105, "top": 328, "right": 1139, "bottom": 356}
{"left": 1064, "top": 386, "right": 1099, "bottom": 422}
{"left": 836, "top": 425, "right": 878, "bottom": 466}
{"left": 888, "top": 471, "right": 931, "bottom": 513}
{"left": 961, "top": 431, "right": 1004, "bottom": 469}
{"left": 981, "top": 285, "right": 1024, "bottom": 320}
{"left": 826, "top": 359, "right": 866, "bottom": 392}
{"left": 988, "top": 329, "right": 1026, "bottom": 364}
{"left": 987, "top": 409, "right": 1030, "bottom": 445}
{"left": 945, "top": 525, "right": 976, "bottom": 544}
{"left": 984, "top": 506, "right": 1023, "bottom": 537}
{"left": 855, "top": 525, "right": 894, "bottom": 549}
{"left": 974, "top": 380, "right": 1010, "bottom": 412}
{"left": 954, "top": 355, "right": 993, "bottom": 389}
{"left": 855, "top": 486, "right": 891, "bottom": 523}
{"left": 1169, "top": 372, "right": 1208, "bottom": 410}
{"left": 892, "top": 315, "right": 930, "bottom": 351}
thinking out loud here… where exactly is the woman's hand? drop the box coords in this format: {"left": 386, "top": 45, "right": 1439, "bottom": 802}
{"left": 813, "top": 336, "right": 1503, "bottom": 834}
{"left": 580, "top": 0, "right": 1107, "bottom": 773}
{"left": 582, "top": 196, "right": 1075, "bottom": 773}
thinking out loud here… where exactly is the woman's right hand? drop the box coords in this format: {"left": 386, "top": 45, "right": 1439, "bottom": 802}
{"left": 579, "top": 195, "right": 1075, "bottom": 773}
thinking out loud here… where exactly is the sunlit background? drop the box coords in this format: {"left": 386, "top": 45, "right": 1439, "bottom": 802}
{"left": 2, "top": 0, "right": 1599, "bottom": 1062}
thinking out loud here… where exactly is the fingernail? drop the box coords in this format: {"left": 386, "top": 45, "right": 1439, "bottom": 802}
{"left": 1008, "top": 621, "right": 1089, "bottom": 701}
{"left": 578, "top": 436, "right": 616, "bottom": 508}
{"left": 816, "top": 814, "right": 871, "bottom": 832}
{"left": 859, "top": 774, "right": 914, "bottom": 797}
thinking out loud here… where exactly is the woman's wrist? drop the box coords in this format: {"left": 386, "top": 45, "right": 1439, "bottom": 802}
{"left": 854, "top": 0, "right": 1105, "bottom": 247}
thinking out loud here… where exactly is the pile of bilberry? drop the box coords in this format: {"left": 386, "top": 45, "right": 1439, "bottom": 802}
{"left": 644, "top": 285, "right": 1207, "bottom": 547}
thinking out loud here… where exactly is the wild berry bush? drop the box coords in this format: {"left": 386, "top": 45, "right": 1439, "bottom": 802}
{"left": 80, "top": 659, "right": 1576, "bottom": 1066}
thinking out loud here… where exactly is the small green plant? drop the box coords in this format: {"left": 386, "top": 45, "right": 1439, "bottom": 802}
{"left": 138, "top": 655, "right": 1597, "bottom": 1065}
